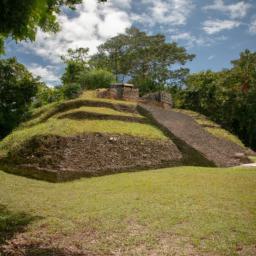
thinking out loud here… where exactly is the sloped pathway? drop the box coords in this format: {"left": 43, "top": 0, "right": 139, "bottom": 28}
{"left": 138, "top": 104, "right": 251, "bottom": 167}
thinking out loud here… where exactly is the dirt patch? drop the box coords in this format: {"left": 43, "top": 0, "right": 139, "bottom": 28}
{"left": 0, "top": 234, "right": 98, "bottom": 256}
{"left": 1, "top": 133, "right": 182, "bottom": 182}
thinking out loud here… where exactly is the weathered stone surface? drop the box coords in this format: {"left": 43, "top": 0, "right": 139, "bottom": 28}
{"left": 142, "top": 91, "right": 173, "bottom": 109}
{"left": 138, "top": 103, "right": 252, "bottom": 167}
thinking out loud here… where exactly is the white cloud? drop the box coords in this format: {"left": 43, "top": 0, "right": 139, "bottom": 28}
{"left": 170, "top": 32, "right": 227, "bottom": 48}
{"left": 28, "top": 64, "right": 61, "bottom": 86}
{"left": 134, "top": 0, "right": 194, "bottom": 27}
{"left": 110, "top": 0, "right": 132, "bottom": 9}
{"left": 202, "top": 19, "right": 240, "bottom": 34}
{"left": 22, "top": 0, "right": 132, "bottom": 64}
{"left": 208, "top": 55, "right": 215, "bottom": 60}
{"left": 249, "top": 17, "right": 256, "bottom": 34}
{"left": 203, "top": 0, "right": 251, "bottom": 19}
{"left": 171, "top": 32, "right": 206, "bottom": 48}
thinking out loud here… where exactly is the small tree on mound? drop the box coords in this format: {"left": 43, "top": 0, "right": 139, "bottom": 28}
{"left": 62, "top": 83, "right": 82, "bottom": 99}
{"left": 78, "top": 69, "right": 116, "bottom": 89}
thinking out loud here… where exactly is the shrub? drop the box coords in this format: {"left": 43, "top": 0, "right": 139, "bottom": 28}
{"left": 0, "top": 58, "right": 39, "bottom": 138}
{"left": 78, "top": 69, "right": 115, "bottom": 89}
{"left": 62, "top": 83, "right": 82, "bottom": 99}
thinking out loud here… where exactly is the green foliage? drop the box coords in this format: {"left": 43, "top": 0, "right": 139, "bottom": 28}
{"left": 61, "top": 48, "right": 90, "bottom": 84}
{"left": 62, "top": 83, "right": 82, "bottom": 99}
{"left": 91, "top": 27, "right": 195, "bottom": 93}
{"left": 180, "top": 50, "right": 256, "bottom": 150}
{"left": 78, "top": 69, "right": 116, "bottom": 89}
{"left": 0, "top": 1, "right": 107, "bottom": 53}
{"left": 0, "top": 58, "right": 38, "bottom": 138}
{"left": 32, "top": 83, "right": 63, "bottom": 108}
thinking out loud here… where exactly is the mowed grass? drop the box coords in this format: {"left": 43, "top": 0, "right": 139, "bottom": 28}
{"left": 174, "top": 109, "right": 245, "bottom": 148}
{"left": 249, "top": 156, "right": 256, "bottom": 163}
{"left": 56, "top": 106, "right": 144, "bottom": 118}
{"left": 0, "top": 167, "right": 256, "bottom": 255}
{"left": 0, "top": 93, "right": 167, "bottom": 157}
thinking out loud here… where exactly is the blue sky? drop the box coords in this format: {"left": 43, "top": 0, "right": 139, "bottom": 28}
{"left": 3, "top": 0, "right": 256, "bottom": 86}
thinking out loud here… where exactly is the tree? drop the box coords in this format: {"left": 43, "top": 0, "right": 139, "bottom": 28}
{"left": 91, "top": 27, "right": 195, "bottom": 94}
{"left": 0, "top": 0, "right": 107, "bottom": 53}
{"left": 78, "top": 69, "right": 116, "bottom": 89}
{"left": 181, "top": 49, "right": 256, "bottom": 150}
{"left": 32, "top": 82, "right": 63, "bottom": 108}
{"left": 0, "top": 58, "right": 39, "bottom": 137}
{"left": 61, "top": 48, "right": 90, "bottom": 84}
{"left": 62, "top": 83, "right": 82, "bottom": 99}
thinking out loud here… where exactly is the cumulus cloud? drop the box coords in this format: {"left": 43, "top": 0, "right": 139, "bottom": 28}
{"left": 203, "top": 0, "right": 251, "bottom": 19}
{"left": 28, "top": 64, "right": 61, "bottom": 86}
{"left": 22, "top": 0, "right": 132, "bottom": 64}
{"left": 202, "top": 19, "right": 240, "bottom": 34}
{"left": 138, "top": 0, "right": 195, "bottom": 27}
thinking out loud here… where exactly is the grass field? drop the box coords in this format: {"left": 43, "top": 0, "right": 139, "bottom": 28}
{"left": 1, "top": 166, "right": 256, "bottom": 255}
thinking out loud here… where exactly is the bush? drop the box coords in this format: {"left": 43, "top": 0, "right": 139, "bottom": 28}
{"left": 62, "top": 83, "right": 82, "bottom": 99}
{"left": 32, "top": 84, "right": 64, "bottom": 108}
{"left": 0, "top": 58, "right": 39, "bottom": 138}
{"left": 78, "top": 69, "right": 115, "bottom": 89}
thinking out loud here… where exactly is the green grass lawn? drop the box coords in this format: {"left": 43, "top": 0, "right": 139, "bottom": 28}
{"left": 1, "top": 167, "right": 256, "bottom": 255}
{"left": 249, "top": 156, "right": 256, "bottom": 163}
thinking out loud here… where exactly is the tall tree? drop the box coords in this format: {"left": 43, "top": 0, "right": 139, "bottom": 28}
{"left": 61, "top": 47, "right": 90, "bottom": 84}
{"left": 91, "top": 27, "right": 195, "bottom": 94}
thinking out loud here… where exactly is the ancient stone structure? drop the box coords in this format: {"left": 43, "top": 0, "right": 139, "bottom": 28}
{"left": 97, "top": 83, "right": 139, "bottom": 100}
{"left": 109, "top": 83, "right": 139, "bottom": 100}
{"left": 142, "top": 91, "right": 173, "bottom": 109}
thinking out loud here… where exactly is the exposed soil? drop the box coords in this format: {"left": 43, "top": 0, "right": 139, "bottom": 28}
{"left": 138, "top": 103, "right": 252, "bottom": 167}
{"left": 1, "top": 133, "right": 182, "bottom": 182}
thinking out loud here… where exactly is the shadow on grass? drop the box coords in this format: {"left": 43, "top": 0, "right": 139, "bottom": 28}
{"left": 0, "top": 204, "right": 39, "bottom": 246}
{"left": 0, "top": 205, "right": 88, "bottom": 256}
{"left": 8, "top": 245, "right": 89, "bottom": 256}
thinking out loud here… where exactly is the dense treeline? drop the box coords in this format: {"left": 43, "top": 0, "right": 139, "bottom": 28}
{"left": 173, "top": 50, "right": 256, "bottom": 150}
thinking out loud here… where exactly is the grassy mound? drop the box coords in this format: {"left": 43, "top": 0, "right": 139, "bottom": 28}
{"left": 0, "top": 91, "right": 167, "bottom": 158}
{"left": 0, "top": 91, "right": 182, "bottom": 181}
{"left": 1, "top": 166, "right": 256, "bottom": 255}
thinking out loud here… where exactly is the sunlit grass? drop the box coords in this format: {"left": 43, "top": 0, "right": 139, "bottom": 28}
{"left": 249, "top": 156, "right": 256, "bottom": 163}
{"left": 1, "top": 166, "right": 256, "bottom": 255}
{"left": 57, "top": 106, "right": 144, "bottom": 118}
